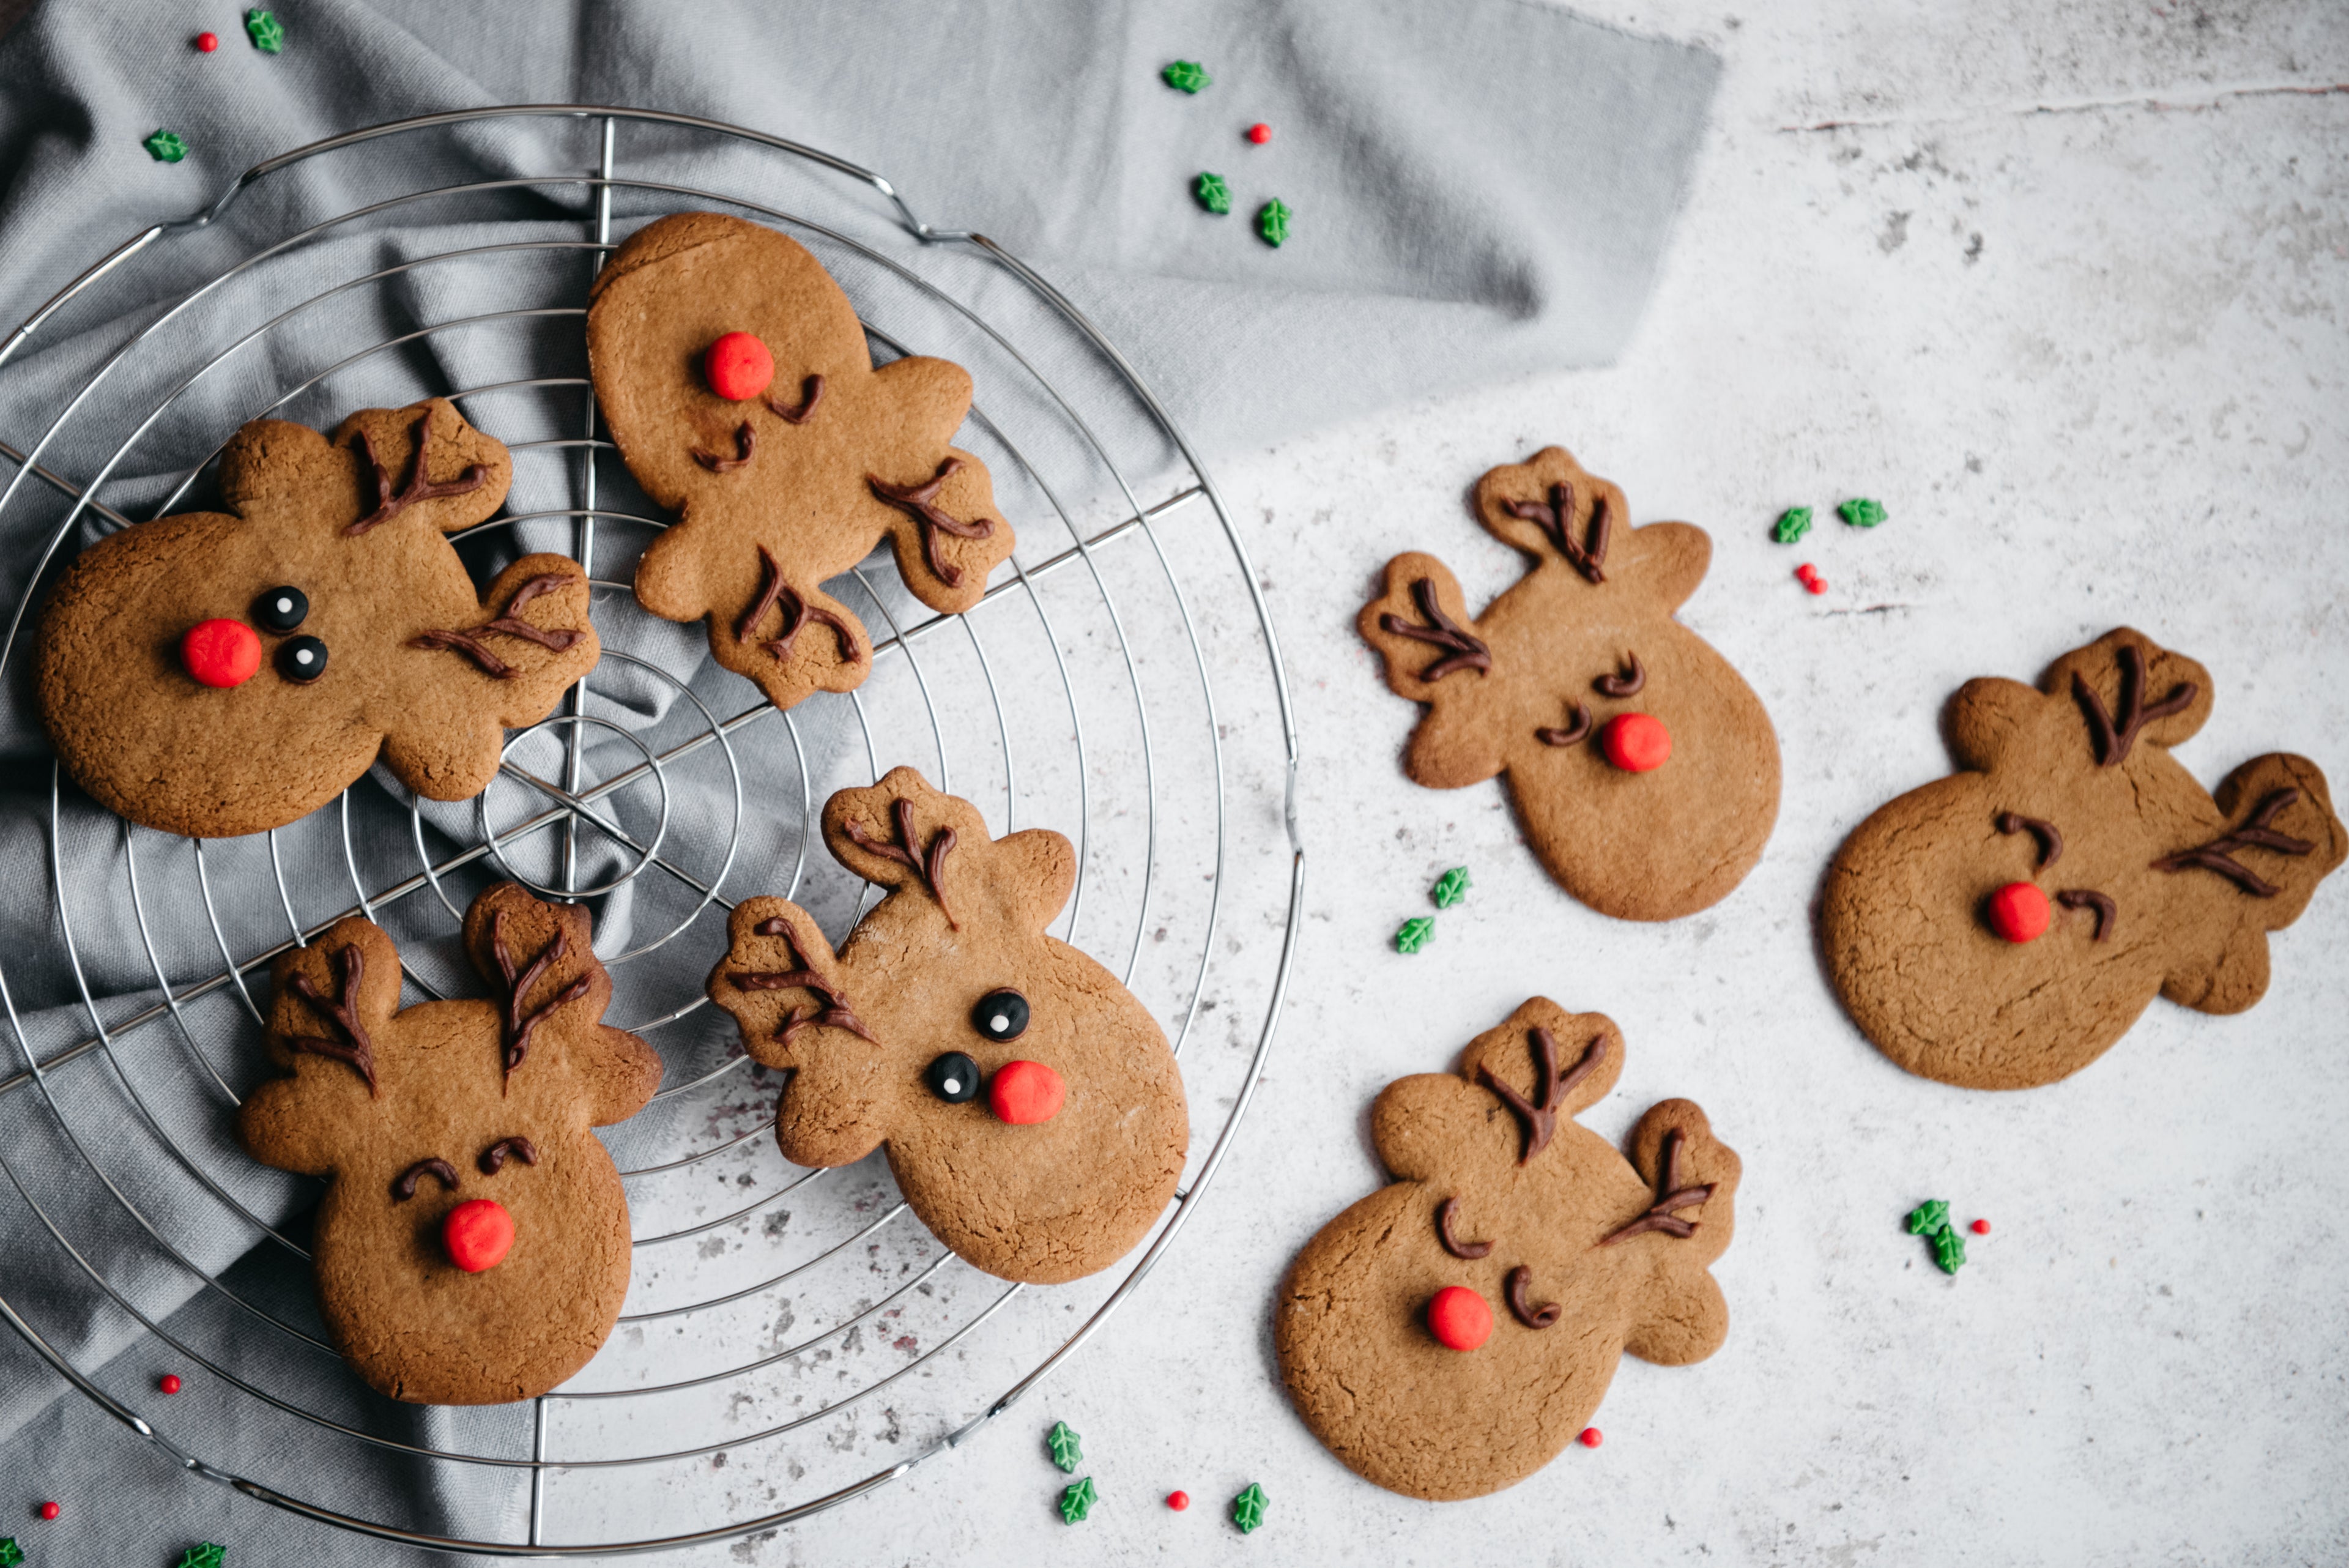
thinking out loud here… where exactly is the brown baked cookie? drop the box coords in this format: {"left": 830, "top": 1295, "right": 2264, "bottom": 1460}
{"left": 36, "top": 398, "right": 598, "bottom": 839}
{"left": 237, "top": 883, "right": 662, "bottom": 1405}
{"left": 1276, "top": 998, "right": 1739, "bottom": 1501}
{"left": 1359, "top": 445, "right": 1779, "bottom": 921}
{"left": 707, "top": 767, "right": 1187, "bottom": 1284}
{"left": 1823, "top": 626, "right": 2345, "bottom": 1090}
{"left": 585, "top": 212, "right": 1017, "bottom": 713}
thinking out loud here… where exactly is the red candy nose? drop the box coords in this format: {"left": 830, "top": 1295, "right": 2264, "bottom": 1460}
{"left": 1600, "top": 712, "right": 1671, "bottom": 772}
{"left": 1426, "top": 1284, "right": 1493, "bottom": 1351}
{"left": 1986, "top": 881, "right": 2050, "bottom": 943}
{"left": 988, "top": 1059, "right": 1065, "bottom": 1125}
{"left": 443, "top": 1198, "right": 515, "bottom": 1273}
{"left": 703, "top": 331, "right": 776, "bottom": 402}
{"left": 180, "top": 619, "right": 262, "bottom": 688}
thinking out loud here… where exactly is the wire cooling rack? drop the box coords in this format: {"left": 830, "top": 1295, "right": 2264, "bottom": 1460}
{"left": 0, "top": 107, "right": 1302, "bottom": 1556}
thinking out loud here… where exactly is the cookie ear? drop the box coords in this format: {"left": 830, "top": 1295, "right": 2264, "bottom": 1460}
{"left": 1942, "top": 676, "right": 2046, "bottom": 773}
{"left": 1615, "top": 519, "right": 1711, "bottom": 613}
{"left": 2038, "top": 628, "right": 2214, "bottom": 762}
{"left": 238, "top": 916, "right": 406, "bottom": 1176}
{"left": 990, "top": 828, "right": 1077, "bottom": 932}
{"left": 2159, "top": 754, "right": 2347, "bottom": 1014}
{"left": 1617, "top": 1098, "right": 1738, "bottom": 1367}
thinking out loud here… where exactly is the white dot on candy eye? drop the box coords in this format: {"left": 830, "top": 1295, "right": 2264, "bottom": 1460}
{"left": 275, "top": 597, "right": 293, "bottom": 614}
{"left": 941, "top": 1077, "right": 961, "bottom": 1094}
{"left": 295, "top": 648, "right": 315, "bottom": 665}
{"left": 990, "top": 1014, "right": 1010, "bottom": 1033}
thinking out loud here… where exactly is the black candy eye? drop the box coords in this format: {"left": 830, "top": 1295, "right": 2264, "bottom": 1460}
{"left": 971, "top": 989, "right": 1029, "bottom": 1042}
{"left": 276, "top": 634, "right": 328, "bottom": 683}
{"left": 253, "top": 585, "right": 308, "bottom": 633}
{"left": 926, "top": 1051, "right": 981, "bottom": 1104}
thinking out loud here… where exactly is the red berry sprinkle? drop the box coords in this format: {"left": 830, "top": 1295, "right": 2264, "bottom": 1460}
{"left": 39, "top": 1501, "right": 61, "bottom": 1521}
{"left": 1986, "top": 880, "right": 2051, "bottom": 943}
{"left": 196, "top": 30, "right": 219, "bottom": 51}
{"left": 1970, "top": 1219, "right": 1992, "bottom": 1236}
{"left": 1578, "top": 1428, "right": 1603, "bottom": 1449}
{"left": 1246, "top": 122, "right": 1271, "bottom": 144}
{"left": 1167, "top": 1490, "right": 1190, "bottom": 1511}
{"left": 160, "top": 1373, "right": 184, "bottom": 1394}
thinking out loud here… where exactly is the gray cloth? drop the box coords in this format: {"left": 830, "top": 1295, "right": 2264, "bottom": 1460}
{"left": 0, "top": 0, "right": 1716, "bottom": 1559}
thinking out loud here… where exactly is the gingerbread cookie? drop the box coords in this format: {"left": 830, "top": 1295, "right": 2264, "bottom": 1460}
{"left": 707, "top": 767, "right": 1187, "bottom": 1284}
{"left": 237, "top": 883, "right": 662, "bottom": 1405}
{"left": 1276, "top": 998, "right": 1739, "bottom": 1500}
{"left": 585, "top": 212, "right": 1017, "bottom": 713}
{"left": 1359, "top": 446, "right": 1779, "bottom": 921}
{"left": 36, "top": 398, "right": 598, "bottom": 839}
{"left": 1823, "top": 627, "right": 2345, "bottom": 1090}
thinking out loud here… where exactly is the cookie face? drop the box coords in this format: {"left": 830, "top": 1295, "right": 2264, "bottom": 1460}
{"left": 1276, "top": 999, "right": 1739, "bottom": 1501}
{"left": 1823, "top": 627, "right": 2345, "bottom": 1090}
{"left": 707, "top": 767, "right": 1188, "bottom": 1284}
{"left": 585, "top": 212, "right": 1017, "bottom": 713}
{"left": 237, "top": 885, "right": 663, "bottom": 1405}
{"left": 36, "top": 399, "right": 599, "bottom": 839}
{"left": 1358, "top": 446, "right": 1779, "bottom": 921}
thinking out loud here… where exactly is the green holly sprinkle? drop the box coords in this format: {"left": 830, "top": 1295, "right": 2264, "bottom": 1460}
{"left": 1047, "top": 1420, "right": 1083, "bottom": 1473}
{"left": 1257, "top": 199, "right": 1293, "bottom": 248}
{"left": 0, "top": 1537, "right": 23, "bottom": 1567}
{"left": 1394, "top": 916, "right": 1434, "bottom": 954}
{"left": 175, "top": 1547, "right": 227, "bottom": 1568}
{"left": 1431, "top": 867, "right": 1471, "bottom": 909}
{"left": 1772, "top": 506, "right": 1813, "bottom": 544}
{"left": 1904, "top": 1199, "right": 1950, "bottom": 1236}
{"left": 1931, "top": 1226, "right": 1968, "bottom": 1275}
{"left": 245, "top": 9, "right": 284, "bottom": 51}
{"left": 1231, "top": 1481, "right": 1269, "bottom": 1534}
{"left": 1162, "top": 60, "right": 1211, "bottom": 93}
{"left": 1058, "top": 1476, "right": 1098, "bottom": 1524}
{"left": 1838, "top": 497, "right": 1887, "bottom": 528}
{"left": 1194, "top": 171, "right": 1233, "bottom": 215}
{"left": 143, "top": 130, "right": 188, "bottom": 163}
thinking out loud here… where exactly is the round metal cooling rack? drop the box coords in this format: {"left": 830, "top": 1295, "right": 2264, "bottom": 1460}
{"left": 0, "top": 107, "right": 1303, "bottom": 1556}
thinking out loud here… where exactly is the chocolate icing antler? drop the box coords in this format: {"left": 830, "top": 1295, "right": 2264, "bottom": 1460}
{"left": 478, "top": 1136, "right": 539, "bottom": 1175}
{"left": 1434, "top": 1196, "right": 1493, "bottom": 1260}
{"left": 1504, "top": 1265, "right": 1560, "bottom": 1329}
{"left": 842, "top": 798, "right": 960, "bottom": 929}
{"left": 1594, "top": 652, "right": 1645, "bottom": 698}
{"left": 867, "top": 458, "right": 997, "bottom": 589}
{"left": 491, "top": 911, "right": 590, "bottom": 1085}
{"left": 392, "top": 1157, "right": 459, "bottom": 1200}
{"left": 763, "top": 374, "right": 825, "bottom": 425}
{"left": 2055, "top": 888, "right": 2116, "bottom": 941}
{"left": 1500, "top": 480, "right": 1609, "bottom": 585}
{"left": 347, "top": 403, "right": 491, "bottom": 535}
{"left": 1536, "top": 701, "right": 1592, "bottom": 747}
{"left": 730, "top": 914, "right": 877, "bottom": 1047}
{"left": 2150, "top": 787, "right": 2317, "bottom": 897}
{"left": 412, "top": 571, "right": 587, "bottom": 678}
{"left": 1597, "top": 1128, "right": 1714, "bottom": 1247}
{"left": 1995, "top": 812, "right": 2065, "bottom": 869}
{"left": 692, "top": 421, "right": 755, "bottom": 473}
{"left": 736, "top": 545, "right": 862, "bottom": 666}
{"left": 1475, "top": 1027, "right": 1606, "bottom": 1165}
{"left": 2071, "top": 644, "right": 2197, "bottom": 768}
{"left": 1378, "top": 578, "right": 1492, "bottom": 682}
{"left": 286, "top": 945, "right": 378, "bottom": 1096}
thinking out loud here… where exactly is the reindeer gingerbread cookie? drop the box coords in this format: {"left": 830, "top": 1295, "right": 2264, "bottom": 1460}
{"left": 37, "top": 398, "right": 599, "bottom": 839}
{"left": 707, "top": 768, "right": 1187, "bottom": 1284}
{"left": 1360, "top": 446, "right": 1779, "bottom": 921}
{"left": 585, "top": 212, "right": 1017, "bottom": 713}
{"left": 238, "top": 884, "right": 662, "bottom": 1405}
{"left": 1277, "top": 998, "right": 1740, "bottom": 1500}
{"left": 1823, "top": 627, "right": 2345, "bottom": 1090}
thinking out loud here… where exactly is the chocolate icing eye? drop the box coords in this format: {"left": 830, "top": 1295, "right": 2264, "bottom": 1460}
{"left": 252, "top": 585, "right": 308, "bottom": 632}
{"left": 276, "top": 634, "right": 328, "bottom": 683}
{"left": 971, "top": 989, "right": 1029, "bottom": 1042}
{"left": 925, "top": 1051, "right": 981, "bottom": 1104}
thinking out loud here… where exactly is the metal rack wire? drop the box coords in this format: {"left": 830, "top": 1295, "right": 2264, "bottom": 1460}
{"left": 0, "top": 107, "right": 1303, "bottom": 1556}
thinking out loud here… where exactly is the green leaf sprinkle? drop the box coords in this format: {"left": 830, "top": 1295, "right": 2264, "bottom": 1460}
{"left": 1162, "top": 60, "right": 1211, "bottom": 93}
{"left": 143, "top": 130, "right": 188, "bottom": 163}
{"left": 1231, "top": 1481, "right": 1269, "bottom": 1534}
{"left": 1904, "top": 1199, "right": 1950, "bottom": 1236}
{"left": 1838, "top": 497, "right": 1887, "bottom": 528}
{"left": 1058, "top": 1476, "right": 1098, "bottom": 1525}
{"left": 1256, "top": 198, "right": 1293, "bottom": 248}
{"left": 1193, "top": 171, "right": 1233, "bottom": 215}
{"left": 1931, "top": 1226, "right": 1968, "bottom": 1275}
{"left": 1772, "top": 506, "right": 1813, "bottom": 544}
{"left": 175, "top": 1547, "right": 227, "bottom": 1568}
{"left": 1393, "top": 916, "right": 1434, "bottom": 954}
{"left": 1047, "top": 1420, "right": 1083, "bottom": 1473}
{"left": 1431, "top": 867, "right": 1471, "bottom": 909}
{"left": 0, "top": 1536, "right": 24, "bottom": 1567}
{"left": 245, "top": 9, "right": 284, "bottom": 51}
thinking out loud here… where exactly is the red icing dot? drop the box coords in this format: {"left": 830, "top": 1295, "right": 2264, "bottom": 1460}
{"left": 1167, "top": 1490, "right": 1190, "bottom": 1511}
{"left": 1600, "top": 712, "right": 1671, "bottom": 773}
{"left": 180, "top": 619, "right": 262, "bottom": 688}
{"left": 443, "top": 1198, "right": 515, "bottom": 1273}
{"left": 1246, "top": 122, "right": 1271, "bottom": 144}
{"left": 39, "top": 1501, "right": 61, "bottom": 1521}
{"left": 196, "top": 31, "right": 219, "bottom": 51}
{"left": 1578, "top": 1427, "right": 1603, "bottom": 1449}
{"left": 1425, "top": 1284, "right": 1492, "bottom": 1351}
{"left": 703, "top": 331, "right": 775, "bottom": 402}
{"left": 1970, "top": 1219, "right": 1992, "bottom": 1235}
{"left": 1986, "top": 880, "right": 2050, "bottom": 943}
{"left": 989, "top": 1059, "right": 1066, "bottom": 1125}
{"left": 160, "top": 1373, "right": 183, "bottom": 1394}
